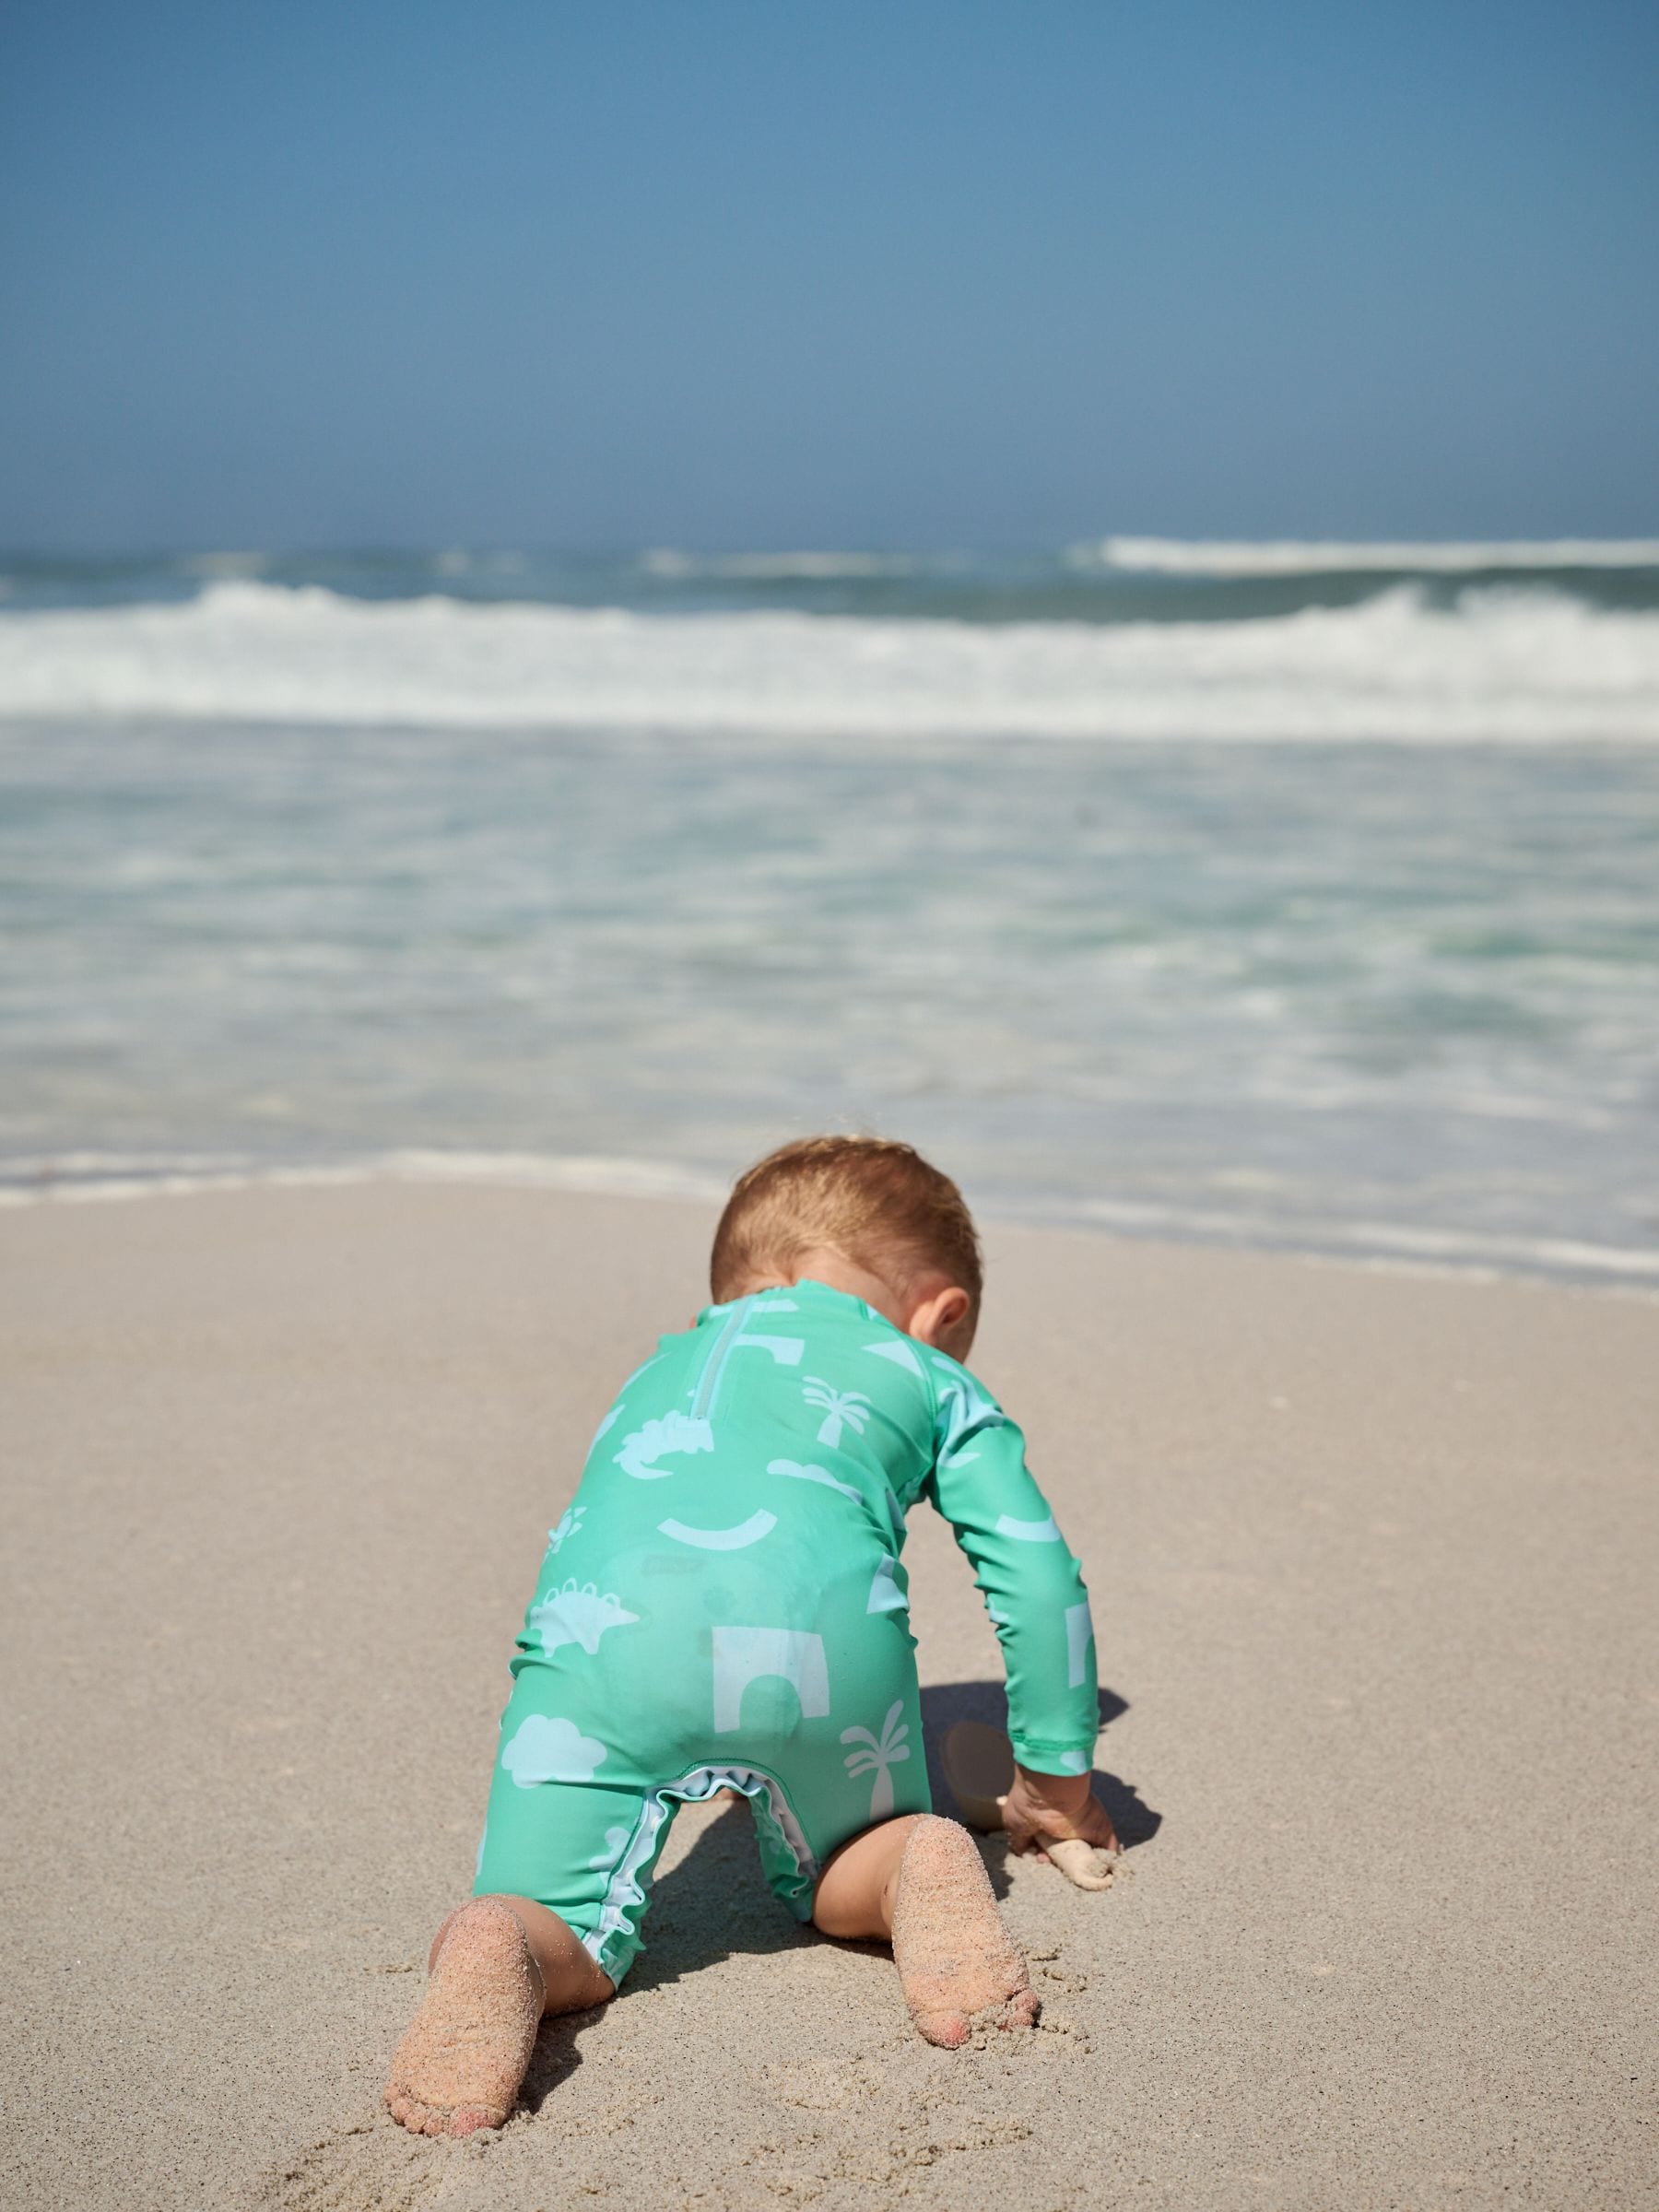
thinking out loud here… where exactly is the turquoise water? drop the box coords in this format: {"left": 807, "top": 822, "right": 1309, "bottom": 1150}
{"left": 2, "top": 546, "right": 1657, "bottom": 1283}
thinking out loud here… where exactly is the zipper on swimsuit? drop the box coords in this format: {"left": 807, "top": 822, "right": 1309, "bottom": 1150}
{"left": 691, "top": 1292, "right": 755, "bottom": 1421}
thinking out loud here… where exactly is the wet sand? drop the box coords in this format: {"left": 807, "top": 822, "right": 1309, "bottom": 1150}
{"left": 2, "top": 1182, "right": 1655, "bottom": 2210}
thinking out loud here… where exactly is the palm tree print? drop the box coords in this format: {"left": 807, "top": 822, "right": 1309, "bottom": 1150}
{"left": 841, "top": 1701, "right": 912, "bottom": 1819}
{"left": 545, "top": 1503, "right": 585, "bottom": 1556}
{"left": 802, "top": 1378, "right": 872, "bottom": 1449}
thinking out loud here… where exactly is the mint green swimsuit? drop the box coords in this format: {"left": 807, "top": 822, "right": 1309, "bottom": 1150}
{"left": 475, "top": 1280, "right": 1098, "bottom": 1983}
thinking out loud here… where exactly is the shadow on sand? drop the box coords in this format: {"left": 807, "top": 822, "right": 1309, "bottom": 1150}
{"left": 520, "top": 1794, "right": 812, "bottom": 2107}
{"left": 921, "top": 1677, "right": 1161, "bottom": 1853}
{"left": 522, "top": 1673, "right": 1161, "bottom": 2089}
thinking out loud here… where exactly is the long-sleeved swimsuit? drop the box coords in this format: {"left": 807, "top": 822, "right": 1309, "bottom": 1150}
{"left": 475, "top": 1278, "right": 1097, "bottom": 1983}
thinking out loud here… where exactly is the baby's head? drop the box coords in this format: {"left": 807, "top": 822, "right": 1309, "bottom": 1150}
{"left": 711, "top": 1135, "right": 982, "bottom": 1363}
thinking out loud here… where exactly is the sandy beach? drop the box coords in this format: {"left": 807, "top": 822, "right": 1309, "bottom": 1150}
{"left": 3, "top": 1181, "right": 1655, "bottom": 2211}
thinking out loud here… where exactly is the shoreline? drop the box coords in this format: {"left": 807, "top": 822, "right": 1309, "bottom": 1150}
{"left": 3, "top": 1145, "right": 1656, "bottom": 1301}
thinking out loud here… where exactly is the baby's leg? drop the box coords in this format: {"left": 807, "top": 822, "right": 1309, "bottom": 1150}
{"left": 813, "top": 1813, "right": 1037, "bottom": 2048}
{"left": 384, "top": 1895, "right": 613, "bottom": 2138}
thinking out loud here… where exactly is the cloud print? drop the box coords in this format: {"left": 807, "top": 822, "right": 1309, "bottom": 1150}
{"left": 501, "top": 1713, "right": 609, "bottom": 1788}
{"left": 615, "top": 1412, "right": 713, "bottom": 1480}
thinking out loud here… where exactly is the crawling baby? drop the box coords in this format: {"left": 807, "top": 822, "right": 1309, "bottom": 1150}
{"left": 386, "top": 1135, "right": 1119, "bottom": 2137}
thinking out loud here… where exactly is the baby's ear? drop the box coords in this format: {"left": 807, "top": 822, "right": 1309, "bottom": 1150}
{"left": 907, "top": 1281, "right": 973, "bottom": 1352}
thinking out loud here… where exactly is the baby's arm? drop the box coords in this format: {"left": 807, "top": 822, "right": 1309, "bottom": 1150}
{"left": 926, "top": 1362, "right": 1120, "bottom": 1858}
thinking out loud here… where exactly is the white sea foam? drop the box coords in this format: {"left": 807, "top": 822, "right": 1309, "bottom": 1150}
{"left": 0, "top": 1148, "right": 729, "bottom": 1208}
{"left": 2, "top": 579, "right": 1657, "bottom": 742}
{"left": 1077, "top": 1198, "right": 1659, "bottom": 1287}
{"left": 1069, "top": 536, "right": 1659, "bottom": 576}
{"left": 3, "top": 1148, "right": 1653, "bottom": 1294}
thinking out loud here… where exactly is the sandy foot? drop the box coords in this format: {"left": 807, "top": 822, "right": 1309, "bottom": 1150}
{"left": 383, "top": 1898, "right": 543, "bottom": 2138}
{"left": 890, "top": 1815, "right": 1039, "bottom": 2048}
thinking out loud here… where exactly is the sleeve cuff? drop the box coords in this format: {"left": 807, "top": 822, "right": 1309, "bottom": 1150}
{"left": 1007, "top": 1735, "right": 1096, "bottom": 1776}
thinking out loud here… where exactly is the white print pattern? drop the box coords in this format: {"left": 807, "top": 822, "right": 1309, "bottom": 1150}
{"left": 768, "top": 1456, "right": 861, "bottom": 1502}
{"left": 866, "top": 1557, "right": 907, "bottom": 1614}
{"left": 502, "top": 1713, "right": 608, "bottom": 1787}
{"left": 588, "top": 1823, "right": 631, "bottom": 1868}
{"left": 803, "top": 1379, "right": 872, "bottom": 1449}
{"left": 932, "top": 1360, "right": 1008, "bottom": 1429}
{"left": 864, "top": 1337, "right": 923, "bottom": 1376}
{"left": 1065, "top": 1601, "right": 1095, "bottom": 1688}
{"left": 1057, "top": 1749, "right": 1090, "bottom": 1775}
{"left": 544, "top": 1503, "right": 584, "bottom": 1556}
{"left": 591, "top": 1406, "right": 624, "bottom": 1443}
{"left": 529, "top": 1579, "right": 641, "bottom": 1658}
{"left": 475, "top": 1825, "right": 488, "bottom": 1878}
{"left": 987, "top": 1602, "right": 1011, "bottom": 1627}
{"left": 712, "top": 1627, "right": 830, "bottom": 1733}
{"left": 734, "top": 1332, "right": 805, "bottom": 1367}
{"left": 615, "top": 1411, "right": 713, "bottom": 1479}
{"left": 657, "top": 1510, "right": 778, "bottom": 1551}
{"left": 841, "top": 1701, "right": 912, "bottom": 1820}
{"left": 750, "top": 1298, "right": 798, "bottom": 1312}
{"left": 995, "top": 1512, "right": 1061, "bottom": 1543}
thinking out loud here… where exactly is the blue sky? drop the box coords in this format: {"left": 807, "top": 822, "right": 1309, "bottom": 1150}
{"left": 2, "top": 2, "right": 1655, "bottom": 550}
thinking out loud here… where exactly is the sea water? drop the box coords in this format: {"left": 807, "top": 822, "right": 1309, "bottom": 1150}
{"left": 2, "top": 542, "right": 1656, "bottom": 1286}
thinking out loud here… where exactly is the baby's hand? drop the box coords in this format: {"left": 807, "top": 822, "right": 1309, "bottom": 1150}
{"left": 1002, "top": 1765, "right": 1120, "bottom": 1889}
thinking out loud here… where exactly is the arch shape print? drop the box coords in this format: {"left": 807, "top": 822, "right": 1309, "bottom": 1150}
{"left": 994, "top": 1512, "right": 1061, "bottom": 1542}
{"left": 711, "top": 1627, "right": 830, "bottom": 1734}
{"left": 657, "top": 1510, "right": 778, "bottom": 1551}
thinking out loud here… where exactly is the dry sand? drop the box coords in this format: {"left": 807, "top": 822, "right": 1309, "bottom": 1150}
{"left": 2, "top": 1182, "right": 1655, "bottom": 2210}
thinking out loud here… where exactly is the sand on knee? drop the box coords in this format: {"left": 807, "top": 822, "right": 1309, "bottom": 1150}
{"left": 889, "top": 1815, "right": 1038, "bottom": 2048}
{"left": 383, "top": 1897, "right": 543, "bottom": 2139}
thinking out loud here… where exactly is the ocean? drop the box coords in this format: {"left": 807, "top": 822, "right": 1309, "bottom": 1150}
{"left": 3, "top": 539, "right": 1656, "bottom": 1287}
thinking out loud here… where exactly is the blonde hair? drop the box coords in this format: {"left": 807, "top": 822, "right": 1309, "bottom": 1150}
{"left": 710, "top": 1135, "right": 982, "bottom": 1327}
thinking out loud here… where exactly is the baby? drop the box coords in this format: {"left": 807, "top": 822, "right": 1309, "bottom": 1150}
{"left": 386, "top": 1135, "right": 1119, "bottom": 2137}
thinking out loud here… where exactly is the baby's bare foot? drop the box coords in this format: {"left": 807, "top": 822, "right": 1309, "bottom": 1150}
{"left": 384, "top": 1898, "right": 542, "bottom": 2138}
{"left": 890, "top": 1815, "right": 1038, "bottom": 2048}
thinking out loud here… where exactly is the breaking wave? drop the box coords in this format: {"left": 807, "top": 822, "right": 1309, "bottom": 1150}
{"left": 1069, "top": 536, "right": 1659, "bottom": 576}
{"left": 2, "top": 578, "right": 1657, "bottom": 743}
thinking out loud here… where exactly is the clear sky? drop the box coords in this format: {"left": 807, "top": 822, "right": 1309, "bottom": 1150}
{"left": 3, "top": 1, "right": 1655, "bottom": 551}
